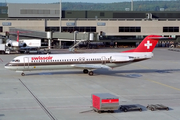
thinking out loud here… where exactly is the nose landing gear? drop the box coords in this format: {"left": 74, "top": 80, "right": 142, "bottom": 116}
{"left": 21, "top": 72, "right": 25, "bottom": 76}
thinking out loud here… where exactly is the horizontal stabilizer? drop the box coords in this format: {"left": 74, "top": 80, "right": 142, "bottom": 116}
{"left": 149, "top": 37, "right": 171, "bottom": 40}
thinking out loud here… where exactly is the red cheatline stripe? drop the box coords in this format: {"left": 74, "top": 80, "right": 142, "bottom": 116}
{"left": 101, "top": 99, "right": 119, "bottom": 103}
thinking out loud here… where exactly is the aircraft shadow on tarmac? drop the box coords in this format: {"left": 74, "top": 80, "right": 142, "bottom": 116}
{"left": 0, "top": 114, "right": 5, "bottom": 117}
{"left": 95, "top": 69, "right": 180, "bottom": 78}
{"left": 25, "top": 69, "right": 180, "bottom": 78}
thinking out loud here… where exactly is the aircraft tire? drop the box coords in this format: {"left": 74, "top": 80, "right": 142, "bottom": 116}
{"left": 83, "top": 69, "right": 89, "bottom": 74}
{"left": 21, "top": 73, "right": 25, "bottom": 76}
{"left": 124, "top": 109, "right": 128, "bottom": 112}
{"left": 88, "top": 71, "right": 93, "bottom": 76}
{"left": 151, "top": 108, "right": 154, "bottom": 111}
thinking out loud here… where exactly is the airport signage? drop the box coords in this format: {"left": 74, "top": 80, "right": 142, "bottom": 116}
{"left": 2, "top": 22, "right": 12, "bottom": 26}
{"left": 66, "top": 22, "right": 75, "bottom": 26}
{"left": 97, "top": 22, "right": 106, "bottom": 26}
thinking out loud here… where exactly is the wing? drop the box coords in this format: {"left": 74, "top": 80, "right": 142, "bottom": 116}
{"left": 71, "top": 64, "right": 112, "bottom": 69}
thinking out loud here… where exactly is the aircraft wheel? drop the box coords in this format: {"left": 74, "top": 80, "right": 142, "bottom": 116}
{"left": 124, "top": 109, "right": 128, "bottom": 112}
{"left": 21, "top": 73, "right": 25, "bottom": 76}
{"left": 83, "top": 69, "right": 89, "bottom": 74}
{"left": 88, "top": 71, "right": 94, "bottom": 76}
{"left": 151, "top": 108, "right": 154, "bottom": 111}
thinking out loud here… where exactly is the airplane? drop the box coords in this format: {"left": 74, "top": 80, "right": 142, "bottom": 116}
{"left": 6, "top": 31, "right": 26, "bottom": 48}
{"left": 6, "top": 31, "right": 48, "bottom": 53}
{"left": 6, "top": 39, "right": 26, "bottom": 48}
{"left": 5, "top": 35, "right": 168, "bottom": 76}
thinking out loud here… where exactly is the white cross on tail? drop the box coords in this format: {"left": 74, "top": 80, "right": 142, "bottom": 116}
{"left": 144, "top": 40, "right": 152, "bottom": 49}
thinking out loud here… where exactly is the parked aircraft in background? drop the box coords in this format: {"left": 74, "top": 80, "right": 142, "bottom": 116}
{"left": 5, "top": 31, "right": 26, "bottom": 48}
{"left": 5, "top": 31, "right": 42, "bottom": 53}
{"left": 6, "top": 39, "right": 26, "bottom": 48}
{"left": 5, "top": 35, "right": 169, "bottom": 76}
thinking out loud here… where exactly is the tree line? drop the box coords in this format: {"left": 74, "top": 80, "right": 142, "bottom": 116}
{"left": 55, "top": 1, "right": 180, "bottom": 11}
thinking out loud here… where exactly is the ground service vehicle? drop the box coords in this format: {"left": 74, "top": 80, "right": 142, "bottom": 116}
{"left": 147, "top": 104, "right": 169, "bottom": 111}
{"left": 119, "top": 105, "right": 142, "bottom": 112}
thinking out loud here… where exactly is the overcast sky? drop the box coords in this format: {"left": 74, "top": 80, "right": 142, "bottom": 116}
{"left": 5, "top": 0, "right": 129, "bottom": 3}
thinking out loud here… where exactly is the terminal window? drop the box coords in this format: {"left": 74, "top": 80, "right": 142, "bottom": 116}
{"left": 0, "top": 9, "right": 7, "bottom": 14}
{"left": 100, "top": 12, "right": 105, "bottom": 17}
{"left": 61, "top": 27, "right": 96, "bottom": 32}
{"left": 163, "top": 27, "right": 179, "bottom": 32}
{"left": 0, "top": 27, "right": 3, "bottom": 32}
{"left": 45, "top": 26, "right": 96, "bottom": 32}
{"left": 21, "top": 9, "right": 50, "bottom": 14}
{"left": 119, "top": 27, "right": 141, "bottom": 32}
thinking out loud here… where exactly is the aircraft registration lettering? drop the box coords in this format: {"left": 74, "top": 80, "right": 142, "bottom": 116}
{"left": 31, "top": 56, "right": 53, "bottom": 61}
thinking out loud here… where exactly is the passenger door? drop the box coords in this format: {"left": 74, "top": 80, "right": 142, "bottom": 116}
{"left": 101, "top": 56, "right": 107, "bottom": 64}
{"left": 23, "top": 57, "right": 29, "bottom": 69}
{"left": 78, "top": 57, "right": 85, "bottom": 63}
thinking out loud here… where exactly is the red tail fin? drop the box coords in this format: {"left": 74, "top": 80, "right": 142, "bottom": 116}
{"left": 17, "top": 31, "right": 19, "bottom": 42}
{"left": 122, "top": 35, "right": 162, "bottom": 53}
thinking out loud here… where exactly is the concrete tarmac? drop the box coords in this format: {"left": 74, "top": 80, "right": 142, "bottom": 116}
{"left": 0, "top": 48, "right": 180, "bottom": 120}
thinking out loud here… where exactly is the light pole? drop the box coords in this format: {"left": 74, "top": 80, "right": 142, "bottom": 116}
{"left": 59, "top": 0, "right": 62, "bottom": 32}
{"left": 131, "top": 0, "right": 133, "bottom": 11}
{"left": 59, "top": 0, "right": 62, "bottom": 49}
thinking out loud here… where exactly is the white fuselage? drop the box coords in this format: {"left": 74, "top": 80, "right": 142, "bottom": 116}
{"left": 5, "top": 52, "right": 153, "bottom": 72}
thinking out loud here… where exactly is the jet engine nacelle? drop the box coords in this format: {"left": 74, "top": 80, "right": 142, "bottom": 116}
{"left": 6, "top": 41, "right": 19, "bottom": 47}
{"left": 6, "top": 39, "right": 26, "bottom": 47}
{"left": 19, "top": 42, "right": 27, "bottom": 47}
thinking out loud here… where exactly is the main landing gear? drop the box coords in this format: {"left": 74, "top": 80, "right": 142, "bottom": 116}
{"left": 83, "top": 69, "right": 94, "bottom": 76}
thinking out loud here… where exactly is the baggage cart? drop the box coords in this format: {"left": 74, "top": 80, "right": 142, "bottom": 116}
{"left": 147, "top": 104, "right": 169, "bottom": 111}
{"left": 119, "top": 105, "right": 142, "bottom": 112}
{"left": 92, "top": 93, "right": 119, "bottom": 113}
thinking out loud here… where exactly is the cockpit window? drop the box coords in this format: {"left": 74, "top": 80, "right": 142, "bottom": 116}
{"left": 12, "top": 59, "right": 20, "bottom": 62}
{"left": 15, "top": 59, "right": 20, "bottom": 62}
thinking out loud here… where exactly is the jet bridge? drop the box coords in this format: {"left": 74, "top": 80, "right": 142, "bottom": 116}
{"left": 8, "top": 28, "right": 99, "bottom": 51}
{"left": 53, "top": 32, "right": 99, "bottom": 51}
{"left": 9, "top": 27, "right": 47, "bottom": 39}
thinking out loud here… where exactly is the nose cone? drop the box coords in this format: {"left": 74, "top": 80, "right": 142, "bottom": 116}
{"left": 4, "top": 63, "right": 11, "bottom": 69}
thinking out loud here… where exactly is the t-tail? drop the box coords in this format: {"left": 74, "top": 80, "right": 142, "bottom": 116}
{"left": 122, "top": 35, "right": 167, "bottom": 53}
{"left": 17, "top": 31, "right": 19, "bottom": 42}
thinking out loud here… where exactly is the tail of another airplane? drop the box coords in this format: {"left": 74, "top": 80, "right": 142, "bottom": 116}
{"left": 122, "top": 35, "right": 166, "bottom": 53}
{"left": 17, "top": 31, "right": 19, "bottom": 42}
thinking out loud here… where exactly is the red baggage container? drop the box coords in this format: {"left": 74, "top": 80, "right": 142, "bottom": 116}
{"left": 92, "top": 93, "right": 119, "bottom": 112}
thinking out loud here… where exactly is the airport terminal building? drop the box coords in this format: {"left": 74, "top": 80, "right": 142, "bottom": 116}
{"left": 0, "top": 3, "right": 180, "bottom": 47}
